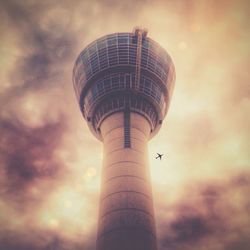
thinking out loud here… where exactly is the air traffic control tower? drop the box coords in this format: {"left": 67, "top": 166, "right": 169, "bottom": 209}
{"left": 73, "top": 28, "right": 175, "bottom": 250}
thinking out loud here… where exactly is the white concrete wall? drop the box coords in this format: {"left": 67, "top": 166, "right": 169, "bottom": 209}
{"left": 96, "top": 112, "right": 157, "bottom": 250}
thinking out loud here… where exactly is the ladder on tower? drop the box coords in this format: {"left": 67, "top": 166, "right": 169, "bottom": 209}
{"left": 134, "top": 27, "right": 148, "bottom": 91}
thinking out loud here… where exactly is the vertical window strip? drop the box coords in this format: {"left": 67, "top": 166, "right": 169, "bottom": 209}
{"left": 124, "top": 109, "right": 131, "bottom": 148}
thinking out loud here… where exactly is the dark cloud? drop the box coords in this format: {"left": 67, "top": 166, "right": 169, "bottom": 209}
{"left": 0, "top": 1, "right": 100, "bottom": 249}
{"left": 226, "top": 238, "right": 250, "bottom": 250}
{"left": 0, "top": 0, "right": 75, "bottom": 97}
{"left": 0, "top": 0, "right": 74, "bottom": 196}
{"left": 0, "top": 231, "right": 95, "bottom": 250}
{"left": 157, "top": 175, "right": 250, "bottom": 250}
{"left": 168, "top": 216, "right": 210, "bottom": 242}
{"left": 0, "top": 111, "right": 96, "bottom": 250}
{"left": 0, "top": 117, "right": 65, "bottom": 194}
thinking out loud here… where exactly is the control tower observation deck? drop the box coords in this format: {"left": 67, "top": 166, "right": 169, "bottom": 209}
{"left": 73, "top": 28, "right": 175, "bottom": 250}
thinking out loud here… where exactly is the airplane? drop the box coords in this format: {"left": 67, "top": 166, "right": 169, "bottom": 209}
{"left": 156, "top": 153, "right": 163, "bottom": 160}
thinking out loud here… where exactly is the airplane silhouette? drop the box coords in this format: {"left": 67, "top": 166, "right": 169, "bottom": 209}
{"left": 156, "top": 153, "right": 163, "bottom": 160}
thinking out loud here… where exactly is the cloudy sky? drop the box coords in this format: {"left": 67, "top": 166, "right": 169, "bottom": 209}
{"left": 0, "top": 0, "right": 249, "bottom": 249}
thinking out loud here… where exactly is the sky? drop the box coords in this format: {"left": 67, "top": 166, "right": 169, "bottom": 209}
{"left": 0, "top": 0, "right": 249, "bottom": 249}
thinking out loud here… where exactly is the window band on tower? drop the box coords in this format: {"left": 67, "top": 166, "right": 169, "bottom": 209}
{"left": 124, "top": 107, "right": 131, "bottom": 148}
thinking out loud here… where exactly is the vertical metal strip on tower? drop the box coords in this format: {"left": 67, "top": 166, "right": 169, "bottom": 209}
{"left": 124, "top": 109, "right": 131, "bottom": 148}
{"left": 135, "top": 29, "right": 143, "bottom": 91}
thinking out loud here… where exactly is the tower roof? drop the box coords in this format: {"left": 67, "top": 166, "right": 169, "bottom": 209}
{"left": 73, "top": 31, "right": 175, "bottom": 100}
{"left": 72, "top": 30, "right": 175, "bottom": 140}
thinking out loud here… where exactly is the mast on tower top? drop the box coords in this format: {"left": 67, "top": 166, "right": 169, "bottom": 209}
{"left": 133, "top": 27, "right": 148, "bottom": 91}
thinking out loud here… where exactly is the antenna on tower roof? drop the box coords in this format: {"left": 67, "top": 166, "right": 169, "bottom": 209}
{"left": 133, "top": 26, "right": 148, "bottom": 38}
{"left": 133, "top": 27, "right": 147, "bottom": 91}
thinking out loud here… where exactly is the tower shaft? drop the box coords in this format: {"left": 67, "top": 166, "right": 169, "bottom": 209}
{"left": 97, "top": 112, "right": 157, "bottom": 250}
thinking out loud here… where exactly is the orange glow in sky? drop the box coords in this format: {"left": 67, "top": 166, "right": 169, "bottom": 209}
{"left": 0, "top": 0, "right": 249, "bottom": 249}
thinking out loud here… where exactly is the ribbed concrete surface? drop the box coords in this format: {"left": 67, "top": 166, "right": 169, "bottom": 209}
{"left": 97, "top": 112, "right": 157, "bottom": 250}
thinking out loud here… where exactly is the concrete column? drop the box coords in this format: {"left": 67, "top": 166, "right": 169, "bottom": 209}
{"left": 96, "top": 112, "right": 157, "bottom": 250}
